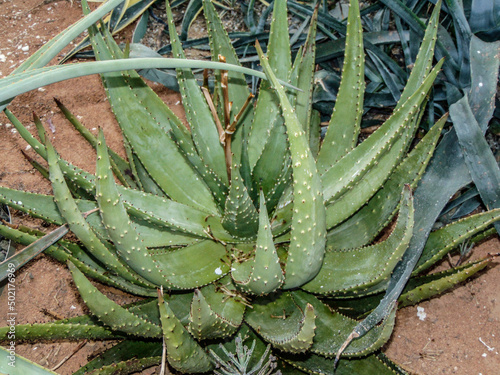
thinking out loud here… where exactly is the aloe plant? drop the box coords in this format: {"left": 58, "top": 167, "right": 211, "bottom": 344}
{"left": 1, "top": 0, "right": 499, "bottom": 373}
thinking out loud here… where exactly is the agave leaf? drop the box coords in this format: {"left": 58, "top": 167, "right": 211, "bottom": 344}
{"left": 88, "top": 18, "right": 222, "bottom": 215}
{"left": 415, "top": 208, "right": 500, "bottom": 274}
{"left": 366, "top": 49, "right": 402, "bottom": 103}
{"left": 316, "top": 30, "right": 407, "bottom": 62}
{"left": 61, "top": 0, "right": 157, "bottom": 64}
{"left": 181, "top": 0, "right": 203, "bottom": 40}
{"left": 329, "top": 254, "right": 495, "bottom": 317}
{"left": 96, "top": 129, "right": 174, "bottom": 288}
{"left": 309, "top": 110, "right": 321, "bottom": 159}
{"left": 199, "top": 282, "right": 246, "bottom": 327}
{"left": 47, "top": 137, "right": 156, "bottom": 289}
{"left": 444, "top": 0, "right": 472, "bottom": 87}
{"left": 292, "top": 291, "right": 396, "bottom": 357}
{"left": 316, "top": 0, "right": 364, "bottom": 171}
{"left": 231, "top": 190, "right": 284, "bottom": 295}
{"left": 164, "top": 101, "right": 228, "bottom": 207}
{"left": 0, "top": 314, "right": 122, "bottom": 342}
{"left": 54, "top": 98, "right": 135, "bottom": 189}
{"left": 222, "top": 166, "right": 260, "bottom": 238}
{"left": 400, "top": 256, "right": 494, "bottom": 308}
{"left": 397, "top": 0, "right": 442, "bottom": 107}
{"left": 378, "top": 0, "right": 458, "bottom": 85}
{"left": 451, "top": 94, "right": 500, "bottom": 234}
{"left": 149, "top": 240, "right": 229, "bottom": 289}
{"left": 257, "top": 42, "right": 327, "bottom": 289}
{"left": 188, "top": 287, "right": 242, "bottom": 340}
{"left": 132, "top": 9, "right": 150, "bottom": 43}
{"left": 165, "top": 0, "right": 229, "bottom": 186}
{"left": 245, "top": 292, "right": 316, "bottom": 354}
{"left": 4, "top": 109, "right": 96, "bottom": 194}
{"left": 81, "top": 357, "right": 161, "bottom": 375}
{"left": 469, "top": 0, "right": 500, "bottom": 41}
{"left": 252, "top": 131, "right": 292, "bottom": 212}
{"left": 125, "top": 149, "right": 166, "bottom": 196}
{"left": 202, "top": 0, "right": 253, "bottom": 131}
{"left": 157, "top": 289, "right": 213, "bottom": 373}
{"left": 321, "top": 59, "right": 443, "bottom": 206}
{"left": 121, "top": 188, "right": 231, "bottom": 241}
{"left": 293, "top": 5, "right": 319, "bottom": 140}
{"left": 324, "top": 110, "right": 417, "bottom": 229}
{"left": 334, "top": 19, "right": 448, "bottom": 355}
{"left": 283, "top": 351, "right": 408, "bottom": 375}
{"left": 69, "top": 261, "right": 162, "bottom": 337}
{"left": 0, "top": 185, "right": 204, "bottom": 249}
{"left": 0, "top": 223, "right": 157, "bottom": 297}
{"left": 247, "top": 0, "right": 291, "bottom": 171}
{"left": 327, "top": 114, "right": 446, "bottom": 250}
{"left": 395, "top": 33, "right": 499, "bottom": 303}
{"left": 304, "top": 185, "right": 413, "bottom": 296}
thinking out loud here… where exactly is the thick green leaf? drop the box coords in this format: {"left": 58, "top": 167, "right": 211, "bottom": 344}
{"left": 149, "top": 240, "right": 230, "bottom": 289}
{"left": 257, "top": 43, "right": 327, "bottom": 289}
{"left": 245, "top": 292, "right": 316, "bottom": 354}
{"left": 95, "top": 130, "right": 173, "bottom": 287}
{"left": 450, "top": 95, "right": 500, "bottom": 233}
{"left": 69, "top": 262, "right": 162, "bottom": 337}
{"left": 327, "top": 114, "right": 446, "bottom": 250}
{"left": 231, "top": 190, "right": 284, "bottom": 295}
{"left": 247, "top": 0, "right": 291, "bottom": 184}
{"left": 47, "top": 138, "right": 153, "bottom": 288}
{"left": 283, "top": 352, "right": 408, "bottom": 375}
{"left": 315, "top": 0, "right": 364, "bottom": 173}
{"left": 166, "top": 0, "right": 228, "bottom": 186}
{"left": 304, "top": 185, "right": 413, "bottom": 296}
{"left": 157, "top": 290, "right": 213, "bottom": 373}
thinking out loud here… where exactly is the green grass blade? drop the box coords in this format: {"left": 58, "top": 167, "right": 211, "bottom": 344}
{"left": 0, "top": 58, "right": 297, "bottom": 106}
{"left": 0, "top": 348, "right": 59, "bottom": 374}
{"left": 0, "top": 224, "right": 68, "bottom": 283}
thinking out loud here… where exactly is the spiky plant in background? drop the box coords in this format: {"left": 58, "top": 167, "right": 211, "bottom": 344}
{"left": 0, "top": 0, "right": 499, "bottom": 373}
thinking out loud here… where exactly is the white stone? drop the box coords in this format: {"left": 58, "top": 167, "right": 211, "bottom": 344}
{"left": 417, "top": 306, "right": 427, "bottom": 321}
